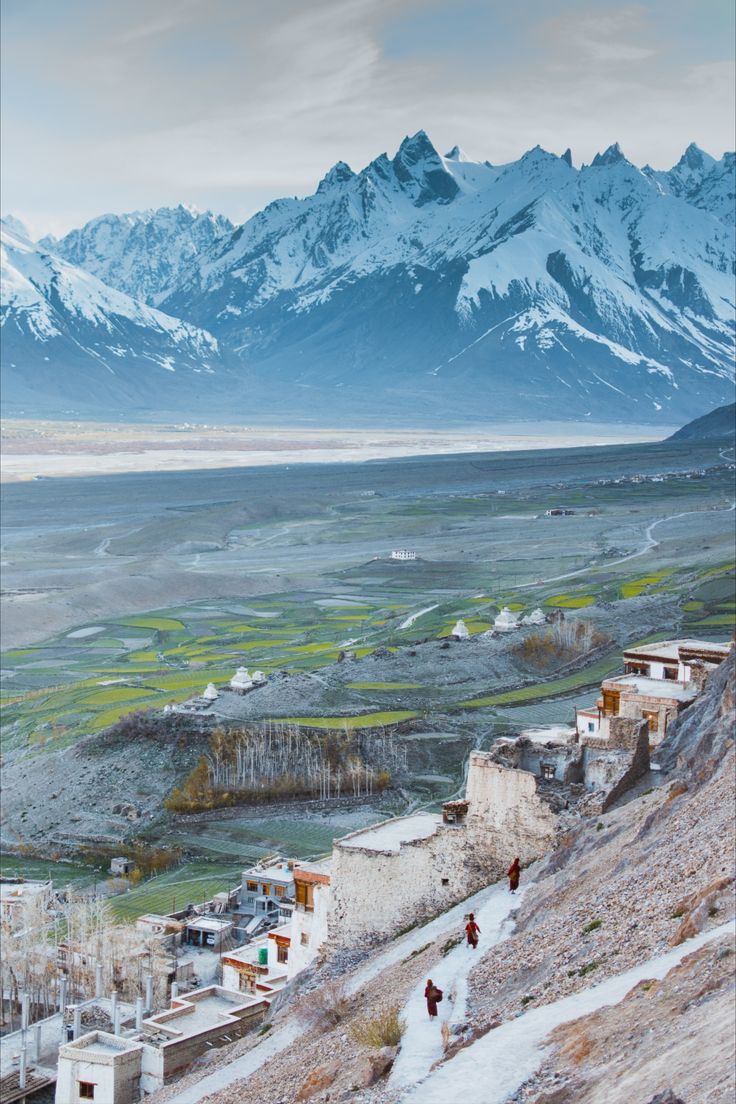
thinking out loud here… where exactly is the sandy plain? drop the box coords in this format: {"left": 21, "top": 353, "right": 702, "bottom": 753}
{"left": 0, "top": 419, "right": 671, "bottom": 481}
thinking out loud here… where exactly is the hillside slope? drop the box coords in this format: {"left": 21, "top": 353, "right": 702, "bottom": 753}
{"left": 148, "top": 654, "right": 735, "bottom": 1104}
{"left": 667, "top": 401, "right": 735, "bottom": 441}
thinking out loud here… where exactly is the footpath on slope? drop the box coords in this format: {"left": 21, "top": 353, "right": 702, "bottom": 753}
{"left": 389, "top": 880, "right": 523, "bottom": 1091}
{"left": 399, "top": 920, "right": 735, "bottom": 1104}
{"left": 158, "top": 876, "right": 523, "bottom": 1104}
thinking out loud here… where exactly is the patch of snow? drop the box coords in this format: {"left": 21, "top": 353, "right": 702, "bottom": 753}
{"left": 401, "top": 921, "right": 735, "bottom": 1104}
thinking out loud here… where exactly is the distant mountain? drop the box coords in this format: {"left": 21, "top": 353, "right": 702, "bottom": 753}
{"left": 667, "top": 402, "right": 735, "bottom": 441}
{"left": 0, "top": 220, "right": 230, "bottom": 416}
{"left": 3, "top": 135, "right": 735, "bottom": 424}
{"left": 41, "top": 205, "right": 233, "bottom": 306}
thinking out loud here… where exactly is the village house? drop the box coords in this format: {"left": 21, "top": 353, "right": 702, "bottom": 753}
{"left": 239, "top": 859, "right": 295, "bottom": 927}
{"left": 134, "top": 915, "right": 184, "bottom": 950}
{"left": 289, "top": 859, "right": 332, "bottom": 978}
{"left": 0, "top": 878, "right": 53, "bottom": 930}
{"left": 56, "top": 985, "right": 271, "bottom": 1103}
{"left": 390, "top": 549, "right": 417, "bottom": 560}
{"left": 183, "top": 916, "right": 233, "bottom": 951}
{"left": 109, "top": 858, "right": 135, "bottom": 877}
{"left": 576, "top": 639, "right": 731, "bottom": 746}
{"left": 221, "top": 927, "right": 291, "bottom": 996}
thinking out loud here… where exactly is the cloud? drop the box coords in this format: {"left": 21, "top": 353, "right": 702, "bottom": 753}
{"left": 1, "top": 0, "right": 733, "bottom": 236}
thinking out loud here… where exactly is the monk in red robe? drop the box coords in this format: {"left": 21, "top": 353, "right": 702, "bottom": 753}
{"left": 465, "top": 912, "right": 480, "bottom": 948}
{"left": 508, "top": 857, "right": 521, "bottom": 893}
{"left": 424, "top": 979, "right": 443, "bottom": 1018}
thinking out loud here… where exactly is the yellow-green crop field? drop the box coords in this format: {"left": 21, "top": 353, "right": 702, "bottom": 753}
{"left": 281, "top": 710, "right": 418, "bottom": 729}
{"left": 543, "top": 594, "right": 595, "bottom": 608}
{"left": 619, "top": 570, "right": 673, "bottom": 599}
{"left": 346, "top": 682, "right": 422, "bottom": 690}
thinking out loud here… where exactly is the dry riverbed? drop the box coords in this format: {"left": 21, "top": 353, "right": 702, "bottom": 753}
{"left": 0, "top": 419, "right": 667, "bottom": 481}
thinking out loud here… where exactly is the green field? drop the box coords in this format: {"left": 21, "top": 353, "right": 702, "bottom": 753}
{"left": 282, "top": 710, "right": 418, "bottom": 729}
{"left": 108, "top": 863, "right": 243, "bottom": 921}
{"left": 0, "top": 853, "right": 104, "bottom": 887}
{"left": 457, "top": 652, "right": 625, "bottom": 709}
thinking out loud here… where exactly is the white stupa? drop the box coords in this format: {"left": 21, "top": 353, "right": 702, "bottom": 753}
{"left": 230, "top": 666, "right": 253, "bottom": 692}
{"left": 202, "top": 682, "right": 219, "bottom": 701}
{"left": 451, "top": 619, "right": 470, "bottom": 640}
{"left": 494, "top": 607, "right": 520, "bottom": 631}
{"left": 251, "top": 670, "right": 268, "bottom": 685}
{"left": 521, "top": 608, "right": 546, "bottom": 626}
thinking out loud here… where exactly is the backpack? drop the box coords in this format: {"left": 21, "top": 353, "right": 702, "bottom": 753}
{"left": 435, "top": 988, "right": 443, "bottom": 1003}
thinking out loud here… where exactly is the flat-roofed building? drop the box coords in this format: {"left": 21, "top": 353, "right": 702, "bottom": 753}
{"left": 576, "top": 639, "right": 731, "bottom": 746}
{"left": 289, "top": 859, "right": 332, "bottom": 978}
{"left": 622, "top": 639, "right": 730, "bottom": 682}
{"left": 240, "top": 859, "right": 294, "bottom": 921}
{"left": 221, "top": 927, "right": 291, "bottom": 995}
{"left": 183, "top": 916, "right": 233, "bottom": 950}
{"left": 0, "top": 877, "right": 53, "bottom": 929}
{"left": 55, "top": 1031, "right": 145, "bottom": 1104}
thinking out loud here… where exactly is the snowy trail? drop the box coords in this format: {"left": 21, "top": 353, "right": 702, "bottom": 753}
{"left": 400, "top": 920, "right": 735, "bottom": 1104}
{"left": 389, "top": 880, "right": 522, "bottom": 1090}
{"left": 163, "top": 878, "right": 518, "bottom": 1104}
{"left": 400, "top": 604, "right": 439, "bottom": 629}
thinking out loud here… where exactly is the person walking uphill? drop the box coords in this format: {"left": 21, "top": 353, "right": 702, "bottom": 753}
{"left": 465, "top": 912, "right": 481, "bottom": 949}
{"left": 508, "top": 857, "right": 521, "bottom": 893}
{"left": 424, "top": 979, "right": 443, "bottom": 1019}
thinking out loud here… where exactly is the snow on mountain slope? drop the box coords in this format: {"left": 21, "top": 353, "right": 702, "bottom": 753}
{"left": 155, "top": 133, "right": 734, "bottom": 424}
{"left": 41, "top": 205, "right": 233, "bottom": 306}
{"left": 1, "top": 220, "right": 228, "bottom": 415}
{"left": 7, "top": 133, "right": 735, "bottom": 423}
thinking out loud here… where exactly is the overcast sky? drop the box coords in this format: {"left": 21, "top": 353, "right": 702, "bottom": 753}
{"left": 2, "top": 0, "right": 734, "bottom": 238}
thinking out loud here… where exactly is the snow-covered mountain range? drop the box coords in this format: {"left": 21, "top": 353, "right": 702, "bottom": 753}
{"left": 41, "top": 205, "right": 233, "bottom": 307}
{"left": 2, "top": 134, "right": 734, "bottom": 424}
{"left": 1, "top": 220, "right": 230, "bottom": 416}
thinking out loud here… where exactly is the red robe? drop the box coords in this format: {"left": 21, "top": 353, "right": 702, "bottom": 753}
{"left": 508, "top": 860, "right": 521, "bottom": 891}
{"left": 424, "top": 983, "right": 442, "bottom": 1017}
{"left": 465, "top": 920, "right": 480, "bottom": 947}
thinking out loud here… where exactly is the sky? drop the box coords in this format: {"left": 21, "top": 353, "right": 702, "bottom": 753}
{"left": 1, "top": 0, "right": 734, "bottom": 238}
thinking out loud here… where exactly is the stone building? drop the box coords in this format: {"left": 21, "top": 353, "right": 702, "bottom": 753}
{"left": 289, "top": 859, "right": 331, "bottom": 979}
{"left": 576, "top": 639, "right": 731, "bottom": 746}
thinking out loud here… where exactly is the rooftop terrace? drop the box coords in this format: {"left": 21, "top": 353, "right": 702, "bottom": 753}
{"left": 338, "top": 812, "right": 442, "bottom": 853}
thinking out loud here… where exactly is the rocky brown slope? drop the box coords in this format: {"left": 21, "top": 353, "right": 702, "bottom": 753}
{"left": 148, "top": 654, "right": 735, "bottom": 1104}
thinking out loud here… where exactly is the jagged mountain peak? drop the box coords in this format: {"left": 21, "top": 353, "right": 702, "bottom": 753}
{"left": 390, "top": 130, "right": 459, "bottom": 205}
{"left": 444, "top": 145, "right": 469, "bottom": 162}
{"left": 591, "top": 142, "right": 628, "bottom": 167}
{"left": 45, "top": 205, "right": 234, "bottom": 306}
{"left": 317, "top": 161, "right": 355, "bottom": 192}
{"left": 675, "top": 142, "right": 715, "bottom": 170}
{"left": 395, "top": 129, "right": 438, "bottom": 160}
{"left": 561, "top": 148, "right": 573, "bottom": 168}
